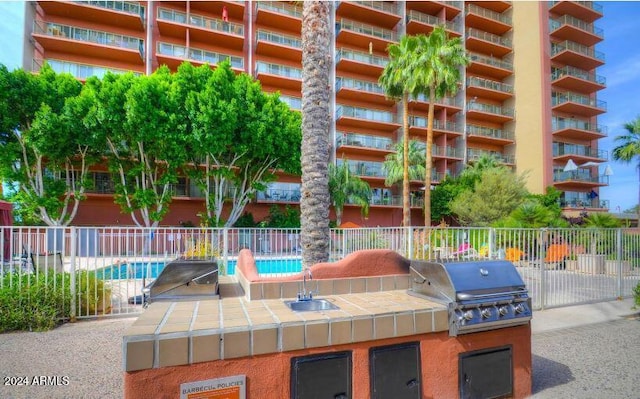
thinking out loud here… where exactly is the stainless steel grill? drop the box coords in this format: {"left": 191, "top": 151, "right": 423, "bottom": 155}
{"left": 408, "top": 260, "right": 532, "bottom": 336}
{"left": 142, "top": 258, "right": 218, "bottom": 304}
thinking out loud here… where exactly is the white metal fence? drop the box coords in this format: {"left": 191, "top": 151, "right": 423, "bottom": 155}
{"left": 1, "top": 226, "right": 639, "bottom": 319}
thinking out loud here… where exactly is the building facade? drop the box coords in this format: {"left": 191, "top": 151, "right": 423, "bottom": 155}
{"left": 23, "top": 1, "right": 608, "bottom": 226}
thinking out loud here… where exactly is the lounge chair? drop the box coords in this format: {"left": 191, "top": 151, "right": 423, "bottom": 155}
{"left": 545, "top": 243, "right": 570, "bottom": 270}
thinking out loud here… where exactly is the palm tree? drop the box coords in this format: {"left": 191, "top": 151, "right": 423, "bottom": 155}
{"left": 379, "top": 35, "right": 420, "bottom": 226}
{"left": 300, "top": 1, "right": 332, "bottom": 268}
{"left": 383, "top": 139, "right": 426, "bottom": 188}
{"left": 414, "top": 27, "right": 468, "bottom": 227}
{"left": 611, "top": 116, "right": 640, "bottom": 227}
{"left": 328, "top": 161, "right": 372, "bottom": 226}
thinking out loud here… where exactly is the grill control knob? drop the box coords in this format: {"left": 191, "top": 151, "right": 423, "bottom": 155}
{"left": 480, "top": 308, "right": 492, "bottom": 318}
{"left": 463, "top": 310, "right": 474, "bottom": 321}
{"left": 498, "top": 306, "right": 509, "bottom": 316}
{"left": 514, "top": 304, "right": 526, "bottom": 314}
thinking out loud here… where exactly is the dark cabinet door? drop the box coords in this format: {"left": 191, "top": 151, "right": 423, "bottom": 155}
{"left": 459, "top": 345, "right": 513, "bottom": 399}
{"left": 370, "top": 342, "right": 422, "bottom": 399}
{"left": 291, "top": 351, "right": 351, "bottom": 399}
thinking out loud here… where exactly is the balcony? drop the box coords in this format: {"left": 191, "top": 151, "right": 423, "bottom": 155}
{"left": 466, "top": 76, "right": 513, "bottom": 101}
{"left": 255, "top": 61, "right": 302, "bottom": 91}
{"left": 552, "top": 144, "right": 607, "bottom": 163}
{"left": 157, "top": 42, "right": 243, "bottom": 71}
{"left": 465, "top": 3, "right": 512, "bottom": 35}
{"left": 468, "top": 149, "right": 515, "bottom": 165}
{"left": 409, "top": 117, "right": 464, "bottom": 138}
{"left": 407, "top": 1, "right": 463, "bottom": 20}
{"left": 257, "top": 187, "right": 302, "bottom": 203}
{"left": 335, "top": 132, "right": 394, "bottom": 156}
{"left": 336, "top": 47, "right": 388, "bottom": 77}
{"left": 338, "top": 159, "right": 387, "bottom": 180}
{"left": 279, "top": 95, "right": 301, "bottom": 111}
{"left": 548, "top": 1, "right": 603, "bottom": 23}
{"left": 336, "top": 1, "right": 401, "bottom": 29}
{"left": 415, "top": 142, "right": 463, "bottom": 160}
{"left": 551, "top": 65, "right": 606, "bottom": 94}
{"left": 336, "top": 18, "right": 397, "bottom": 52}
{"left": 465, "top": 28, "right": 512, "bottom": 58}
{"left": 466, "top": 101, "right": 515, "bottom": 123}
{"left": 552, "top": 92, "right": 606, "bottom": 117}
{"left": 551, "top": 40, "right": 604, "bottom": 70}
{"left": 406, "top": 10, "right": 462, "bottom": 37}
{"left": 188, "top": 1, "right": 246, "bottom": 20}
{"left": 336, "top": 105, "right": 399, "bottom": 131}
{"left": 559, "top": 197, "right": 609, "bottom": 210}
{"left": 32, "top": 21, "right": 144, "bottom": 64}
{"left": 408, "top": 93, "right": 463, "bottom": 114}
{"left": 335, "top": 77, "right": 390, "bottom": 105}
{"left": 39, "top": 58, "right": 142, "bottom": 80}
{"left": 256, "top": 30, "right": 301, "bottom": 62}
{"left": 469, "top": 1, "right": 511, "bottom": 14}
{"left": 552, "top": 117, "right": 607, "bottom": 140}
{"left": 467, "top": 52, "right": 513, "bottom": 79}
{"left": 553, "top": 171, "right": 608, "bottom": 188}
{"left": 549, "top": 15, "right": 603, "bottom": 47}
{"left": 38, "top": 1, "right": 145, "bottom": 30}
{"left": 157, "top": 8, "right": 244, "bottom": 50}
{"left": 255, "top": 1, "right": 302, "bottom": 32}
{"left": 466, "top": 124, "right": 515, "bottom": 145}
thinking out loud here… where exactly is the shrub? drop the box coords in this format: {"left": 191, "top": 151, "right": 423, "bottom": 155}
{"left": 634, "top": 282, "right": 640, "bottom": 309}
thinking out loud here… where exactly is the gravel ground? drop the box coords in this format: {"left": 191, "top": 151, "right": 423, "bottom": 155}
{"left": 1, "top": 316, "right": 639, "bottom": 399}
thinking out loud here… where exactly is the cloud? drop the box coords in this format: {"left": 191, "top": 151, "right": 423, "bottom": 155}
{"left": 603, "top": 55, "right": 640, "bottom": 89}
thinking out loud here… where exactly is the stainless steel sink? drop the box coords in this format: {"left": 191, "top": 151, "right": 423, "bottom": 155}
{"left": 285, "top": 299, "right": 340, "bottom": 312}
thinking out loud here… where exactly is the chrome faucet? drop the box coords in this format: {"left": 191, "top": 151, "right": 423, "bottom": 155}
{"left": 299, "top": 268, "right": 313, "bottom": 301}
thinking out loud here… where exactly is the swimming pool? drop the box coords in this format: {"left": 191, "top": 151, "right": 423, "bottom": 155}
{"left": 96, "top": 258, "right": 303, "bottom": 280}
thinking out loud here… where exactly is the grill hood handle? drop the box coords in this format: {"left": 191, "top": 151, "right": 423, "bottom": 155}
{"left": 457, "top": 288, "right": 527, "bottom": 301}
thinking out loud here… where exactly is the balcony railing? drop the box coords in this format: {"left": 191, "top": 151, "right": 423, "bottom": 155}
{"left": 415, "top": 142, "right": 463, "bottom": 158}
{"left": 336, "top": 18, "right": 398, "bottom": 42}
{"left": 255, "top": 1, "right": 302, "bottom": 19}
{"left": 411, "top": 93, "right": 461, "bottom": 107}
{"left": 553, "top": 171, "right": 608, "bottom": 184}
{"left": 551, "top": 65, "right": 605, "bottom": 86}
{"left": 338, "top": 159, "right": 387, "bottom": 178}
{"left": 559, "top": 198, "right": 609, "bottom": 209}
{"left": 280, "top": 95, "right": 301, "bottom": 110}
{"left": 466, "top": 76, "right": 513, "bottom": 94}
{"left": 466, "top": 27, "right": 511, "bottom": 48}
{"left": 157, "top": 42, "right": 244, "bottom": 69}
{"left": 548, "top": 1, "right": 603, "bottom": 14}
{"left": 336, "top": 105, "right": 396, "bottom": 123}
{"left": 465, "top": 3, "right": 511, "bottom": 24}
{"left": 157, "top": 7, "right": 244, "bottom": 36}
{"left": 409, "top": 117, "right": 463, "bottom": 133}
{"left": 336, "top": 77, "right": 385, "bottom": 95}
{"left": 466, "top": 124, "right": 514, "bottom": 141}
{"left": 352, "top": 1, "right": 400, "bottom": 15}
{"left": 256, "top": 30, "right": 301, "bottom": 49}
{"left": 551, "top": 40, "right": 604, "bottom": 61}
{"left": 468, "top": 52, "right": 513, "bottom": 71}
{"left": 336, "top": 47, "right": 389, "bottom": 67}
{"left": 257, "top": 188, "right": 302, "bottom": 202}
{"left": 468, "top": 149, "right": 515, "bottom": 164}
{"left": 41, "top": 58, "right": 142, "bottom": 80}
{"left": 75, "top": 0, "right": 145, "bottom": 19}
{"left": 336, "top": 132, "right": 393, "bottom": 151}
{"left": 549, "top": 14, "right": 603, "bottom": 37}
{"left": 467, "top": 101, "right": 515, "bottom": 117}
{"left": 255, "top": 61, "right": 302, "bottom": 79}
{"left": 552, "top": 92, "right": 607, "bottom": 110}
{"left": 35, "top": 21, "right": 144, "bottom": 53}
{"left": 406, "top": 10, "right": 459, "bottom": 32}
{"left": 551, "top": 117, "right": 607, "bottom": 136}
{"left": 553, "top": 145, "right": 607, "bottom": 159}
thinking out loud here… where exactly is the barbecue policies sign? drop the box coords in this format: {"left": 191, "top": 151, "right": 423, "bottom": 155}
{"left": 180, "top": 375, "right": 246, "bottom": 399}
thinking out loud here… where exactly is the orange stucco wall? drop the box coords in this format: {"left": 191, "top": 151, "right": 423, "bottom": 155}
{"left": 124, "top": 325, "right": 531, "bottom": 398}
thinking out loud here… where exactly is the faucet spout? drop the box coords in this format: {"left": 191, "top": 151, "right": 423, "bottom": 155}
{"left": 300, "top": 268, "right": 313, "bottom": 301}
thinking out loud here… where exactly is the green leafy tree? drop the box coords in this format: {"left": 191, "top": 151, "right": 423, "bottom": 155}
{"left": 383, "top": 139, "right": 425, "bottom": 187}
{"left": 414, "top": 27, "right": 468, "bottom": 227}
{"left": 611, "top": 116, "right": 640, "bottom": 225}
{"left": 300, "top": 1, "right": 332, "bottom": 268}
{"left": 451, "top": 168, "right": 528, "bottom": 226}
{"left": 328, "top": 161, "right": 371, "bottom": 226}
{"left": 379, "top": 35, "right": 420, "bottom": 226}
{"left": 183, "top": 62, "right": 301, "bottom": 227}
{"left": 0, "top": 64, "right": 100, "bottom": 226}
{"left": 583, "top": 212, "right": 622, "bottom": 228}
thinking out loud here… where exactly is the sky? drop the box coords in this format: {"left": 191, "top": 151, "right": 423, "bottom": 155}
{"left": 0, "top": 1, "right": 638, "bottom": 212}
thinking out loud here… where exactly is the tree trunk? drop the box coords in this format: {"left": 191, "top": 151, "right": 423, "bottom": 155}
{"left": 402, "top": 93, "right": 410, "bottom": 227}
{"left": 301, "top": 1, "right": 332, "bottom": 268}
{"left": 424, "top": 92, "right": 435, "bottom": 228}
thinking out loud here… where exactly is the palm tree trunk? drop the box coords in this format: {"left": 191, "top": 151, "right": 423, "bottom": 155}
{"left": 300, "top": 1, "right": 331, "bottom": 268}
{"left": 402, "top": 93, "right": 410, "bottom": 227}
{"left": 424, "top": 92, "right": 435, "bottom": 227}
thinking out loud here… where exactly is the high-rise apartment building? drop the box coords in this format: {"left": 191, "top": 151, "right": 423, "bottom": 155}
{"left": 23, "top": 1, "right": 608, "bottom": 226}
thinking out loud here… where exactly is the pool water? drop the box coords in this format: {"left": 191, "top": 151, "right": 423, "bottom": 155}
{"left": 96, "top": 258, "right": 302, "bottom": 280}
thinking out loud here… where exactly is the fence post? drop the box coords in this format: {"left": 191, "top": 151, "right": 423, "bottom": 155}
{"left": 69, "top": 226, "right": 77, "bottom": 322}
{"left": 538, "top": 228, "right": 547, "bottom": 310}
{"left": 616, "top": 228, "right": 623, "bottom": 299}
{"left": 223, "top": 227, "right": 229, "bottom": 276}
{"left": 407, "top": 227, "right": 413, "bottom": 259}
